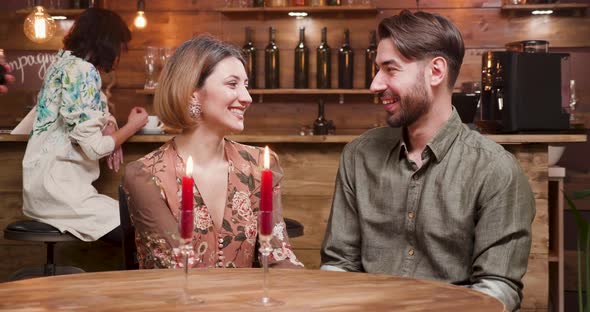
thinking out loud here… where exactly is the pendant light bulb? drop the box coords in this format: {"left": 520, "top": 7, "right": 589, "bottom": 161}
{"left": 134, "top": 0, "right": 147, "bottom": 29}
{"left": 23, "top": 6, "right": 56, "bottom": 44}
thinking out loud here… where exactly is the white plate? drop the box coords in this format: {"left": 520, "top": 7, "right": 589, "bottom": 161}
{"left": 138, "top": 128, "right": 164, "bottom": 135}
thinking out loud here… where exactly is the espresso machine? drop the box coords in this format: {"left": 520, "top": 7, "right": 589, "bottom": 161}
{"left": 480, "top": 51, "right": 570, "bottom": 133}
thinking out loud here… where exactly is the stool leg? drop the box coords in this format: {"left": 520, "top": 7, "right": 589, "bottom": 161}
{"left": 44, "top": 242, "right": 56, "bottom": 276}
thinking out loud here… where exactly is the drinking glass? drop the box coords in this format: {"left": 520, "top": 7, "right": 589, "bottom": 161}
{"left": 144, "top": 46, "right": 158, "bottom": 89}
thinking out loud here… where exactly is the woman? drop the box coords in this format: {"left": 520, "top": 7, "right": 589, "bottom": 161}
{"left": 22, "top": 8, "right": 148, "bottom": 242}
{"left": 123, "top": 36, "right": 303, "bottom": 269}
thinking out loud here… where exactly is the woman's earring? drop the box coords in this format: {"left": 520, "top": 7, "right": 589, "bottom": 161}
{"left": 188, "top": 94, "right": 201, "bottom": 119}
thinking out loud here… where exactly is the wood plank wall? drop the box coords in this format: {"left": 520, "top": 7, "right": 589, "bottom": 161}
{"left": 0, "top": 1, "right": 589, "bottom": 311}
{"left": 0, "top": 0, "right": 589, "bottom": 131}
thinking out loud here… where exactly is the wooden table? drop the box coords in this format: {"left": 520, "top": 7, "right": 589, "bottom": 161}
{"left": 0, "top": 269, "right": 505, "bottom": 311}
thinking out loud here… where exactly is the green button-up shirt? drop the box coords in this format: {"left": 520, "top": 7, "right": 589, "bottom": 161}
{"left": 321, "top": 109, "right": 535, "bottom": 312}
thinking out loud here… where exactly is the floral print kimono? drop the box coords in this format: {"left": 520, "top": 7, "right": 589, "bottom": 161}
{"left": 22, "top": 50, "right": 117, "bottom": 241}
{"left": 123, "top": 139, "right": 303, "bottom": 269}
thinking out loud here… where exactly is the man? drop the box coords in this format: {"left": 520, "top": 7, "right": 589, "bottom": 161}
{"left": 320, "top": 10, "right": 535, "bottom": 312}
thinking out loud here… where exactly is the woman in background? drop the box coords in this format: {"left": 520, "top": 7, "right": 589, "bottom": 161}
{"left": 123, "top": 35, "right": 303, "bottom": 269}
{"left": 22, "top": 8, "right": 148, "bottom": 243}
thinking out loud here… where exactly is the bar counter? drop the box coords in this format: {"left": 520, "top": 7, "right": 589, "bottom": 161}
{"left": 0, "top": 132, "right": 586, "bottom": 311}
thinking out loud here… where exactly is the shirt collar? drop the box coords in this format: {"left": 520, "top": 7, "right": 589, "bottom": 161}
{"left": 398, "top": 108, "right": 463, "bottom": 163}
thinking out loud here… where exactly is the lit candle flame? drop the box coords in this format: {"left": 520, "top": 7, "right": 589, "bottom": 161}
{"left": 186, "top": 156, "right": 193, "bottom": 176}
{"left": 263, "top": 146, "right": 270, "bottom": 170}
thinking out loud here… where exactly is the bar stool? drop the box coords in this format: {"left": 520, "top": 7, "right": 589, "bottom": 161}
{"left": 3, "top": 220, "right": 85, "bottom": 281}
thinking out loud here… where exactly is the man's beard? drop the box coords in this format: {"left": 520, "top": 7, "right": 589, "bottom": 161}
{"left": 386, "top": 78, "right": 431, "bottom": 128}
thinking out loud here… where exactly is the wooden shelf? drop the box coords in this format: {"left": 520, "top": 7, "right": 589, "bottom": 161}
{"left": 501, "top": 3, "right": 587, "bottom": 14}
{"left": 216, "top": 5, "right": 378, "bottom": 14}
{"left": 136, "top": 88, "right": 373, "bottom": 95}
{"left": 16, "top": 9, "right": 85, "bottom": 16}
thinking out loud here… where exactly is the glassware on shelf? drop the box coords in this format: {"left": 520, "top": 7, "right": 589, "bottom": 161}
{"left": 294, "top": 27, "right": 309, "bottom": 89}
{"left": 316, "top": 27, "right": 331, "bottom": 89}
{"left": 310, "top": 0, "right": 327, "bottom": 5}
{"left": 242, "top": 27, "right": 257, "bottom": 89}
{"left": 143, "top": 46, "right": 158, "bottom": 89}
{"left": 313, "top": 99, "right": 335, "bottom": 135}
{"left": 159, "top": 47, "right": 174, "bottom": 70}
{"left": 365, "top": 30, "right": 377, "bottom": 89}
{"left": 265, "top": 27, "right": 280, "bottom": 89}
{"left": 338, "top": 29, "right": 354, "bottom": 89}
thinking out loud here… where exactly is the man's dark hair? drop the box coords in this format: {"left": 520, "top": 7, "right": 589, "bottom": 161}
{"left": 378, "top": 10, "right": 465, "bottom": 90}
{"left": 63, "top": 8, "right": 131, "bottom": 73}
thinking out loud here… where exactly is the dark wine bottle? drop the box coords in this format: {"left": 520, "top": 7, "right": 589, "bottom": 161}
{"left": 253, "top": 0, "right": 265, "bottom": 7}
{"left": 242, "top": 27, "right": 256, "bottom": 89}
{"left": 265, "top": 27, "right": 280, "bottom": 89}
{"left": 313, "top": 99, "right": 329, "bottom": 135}
{"left": 338, "top": 29, "right": 354, "bottom": 89}
{"left": 294, "top": 27, "right": 309, "bottom": 89}
{"left": 316, "top": 27, "right": 331, "bottom": 89}
{"left": 365, "top": 30, "right": 377, "bottom": 89}
{"left": 328, "top": 0, "right": 341, "bottom": 5}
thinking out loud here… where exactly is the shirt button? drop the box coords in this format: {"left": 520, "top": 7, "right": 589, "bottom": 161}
{"left": 218, "top": 238, "right": 224, "bottom": 243}
{"left": 218, "top": 244, "right": 224, "bottom": 248}
{"left": 218, "top": 261, "right": 223, "bottom": 266}
{"left": 408, "top": 248, "right": 415, "bottom": 256}
{"left": 413, "top": 175, "right": 419, "bottom": 180}
{"left": 408, "top": 212, "right": 414, "bottom": 219}
{"left": 218, "top": 251, "right": 224, "bottom": 255}
{"left": 219, "top": 256, "right": 225, "bottom": 260}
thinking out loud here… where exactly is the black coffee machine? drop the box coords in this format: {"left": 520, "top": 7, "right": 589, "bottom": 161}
{"left": 480, "top": 51, "right": 570, "bottom": 133}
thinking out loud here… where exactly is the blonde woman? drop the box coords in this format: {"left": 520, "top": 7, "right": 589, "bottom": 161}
{"left": 123, "top": 36, "right": 303, "bottom": 269}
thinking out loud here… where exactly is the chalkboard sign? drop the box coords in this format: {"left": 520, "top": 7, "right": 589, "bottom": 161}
{"left": 5, "top": 50, "right": 58, "bottom": 90}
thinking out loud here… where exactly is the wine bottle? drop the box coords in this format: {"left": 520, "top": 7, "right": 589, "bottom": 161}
{"left": 294, "top": 27, "right": 309, "bottom": 89}
{"left": 365, "top": 30, "right": 377, "bottom": 88}
{"left": 313, "top": 99, "right": 329, "bottom": 135}
{"left": 338, "top": 29, "right": 354, "bottom": 89}
{"left": 316, "top": 27, "right": 331, "bottom": 89}
{"left": 242, "top": 27, "right": 256, "bottom": 89}
{"left": 328, "top": 0, "right": 341, "bottom": 5}
{"left": 265, "top": 27, "right": 280, "bottom": 89}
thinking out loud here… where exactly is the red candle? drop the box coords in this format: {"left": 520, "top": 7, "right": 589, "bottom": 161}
{"left": 180, "top": 156, "right": 194, "bottom": 240}
{"left": 260, "top": 146, "right": 273, "bottom": 237}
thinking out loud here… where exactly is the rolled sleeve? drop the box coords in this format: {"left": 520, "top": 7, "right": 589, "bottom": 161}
{"left": 471, "top": 152, "right": 536, "bottom": 311}
{"left": 59, "top": 62, "right": 114, "bottom": 160}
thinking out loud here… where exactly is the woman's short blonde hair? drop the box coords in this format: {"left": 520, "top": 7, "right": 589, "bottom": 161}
{"left": 154, "top": 35, "right": 245, "bottom": 130}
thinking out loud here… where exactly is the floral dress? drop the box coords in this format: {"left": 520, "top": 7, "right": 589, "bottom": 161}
{"left": 22, "top": 50, "right": 117, "bottom": 242}
{"left": 123, "top": 139, "right": 304, "bottom": 269}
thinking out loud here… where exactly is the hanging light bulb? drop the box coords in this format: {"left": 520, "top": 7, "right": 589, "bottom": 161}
{"left": 23, "top": 5, "right": 56, "bottom": 44}
{"left": 134, "top": 0, "right": 147, "bottom": 29}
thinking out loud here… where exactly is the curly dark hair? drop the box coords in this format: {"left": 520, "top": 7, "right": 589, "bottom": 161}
{"left": 63, "top": 8, "right": 131, "bottom": 72}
